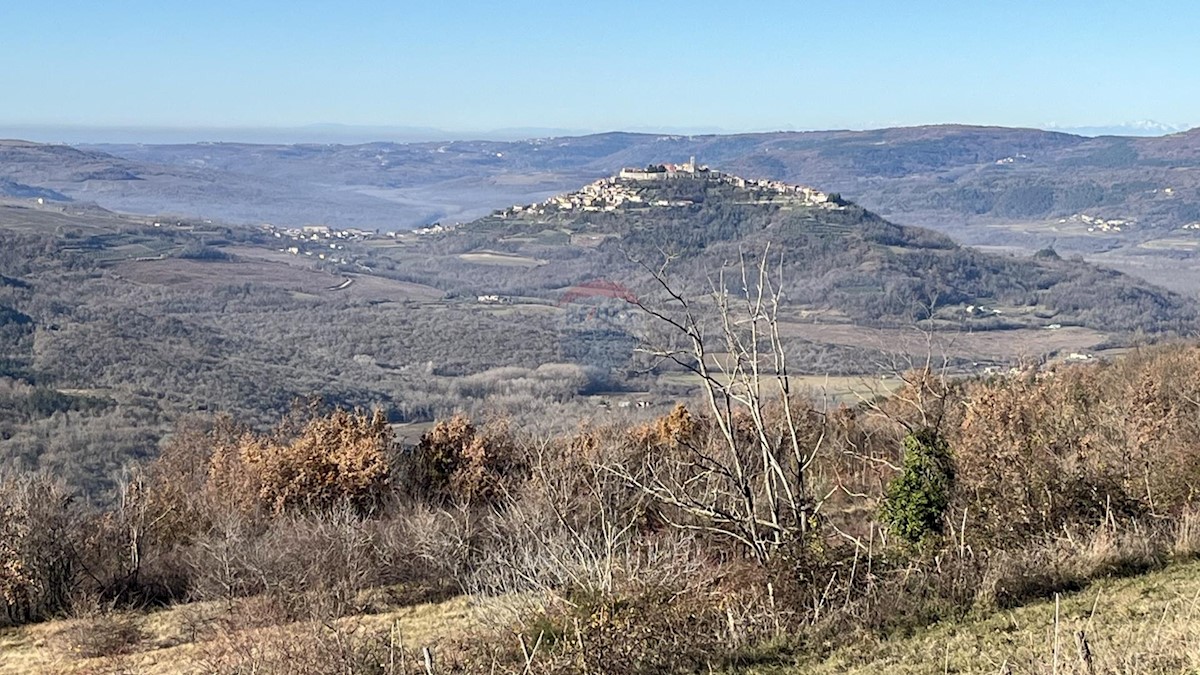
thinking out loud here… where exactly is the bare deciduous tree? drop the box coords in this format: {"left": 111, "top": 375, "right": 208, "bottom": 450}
{"left": 618, "top": 247, "right": 821, "bottom": 564}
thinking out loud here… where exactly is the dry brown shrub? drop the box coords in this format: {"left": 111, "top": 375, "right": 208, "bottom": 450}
{"left": 954, "top": 367, "right": 1135, "bottom": 543}
{"left": 147, "top": 415, "right": 246, "bottom": 542}
{"left": 192, "top": 619, "right": 402, "bottom": 674}
{"left": 56, "top": 611, "right": 147, "bottom": 660}
{"left": 1174, "top": 508, "right": 1200, "bottom": 559}
{"left": 950, "top": 345, "right": 1200, "bottom": 547}
{"left": 0, "top": 474, "right": 81, "bottom": 626}
{"left": 208, "top": 408, "right": 392, "bottom": 516}
{"left": 629, "top": 403, "right": 698, "bottom": 449}
{"left": 456, "top": 561, "right": 742, "bottom": 675}
{"left": 1112, "top": 346, "right": 1200, "bottom": 509}
{"left": 0, "top": 495, "right": 33, "bottom": 615}
{"left": 410, "top": 414, "right": 522, "bottom": 505}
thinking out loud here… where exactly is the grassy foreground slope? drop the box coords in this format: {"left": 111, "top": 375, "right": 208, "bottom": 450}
{"left": 3, "top": 559, "right": 1200, "bottom": 674}
{"left": 783, "top": 559, "right": 1200, "bottom": 674}
{"left": 0, "top": 595, "right": 476, "bottom": 674}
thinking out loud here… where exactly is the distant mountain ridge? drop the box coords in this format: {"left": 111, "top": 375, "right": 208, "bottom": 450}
{"left": 1048, "top": 120, "right": 1192, "bottom": 137}
{"left": 84, "top": 124, "right": 1200, "bottom": 239}
{"left": 4, "top": 125, "right": 1200, "bottom": 267}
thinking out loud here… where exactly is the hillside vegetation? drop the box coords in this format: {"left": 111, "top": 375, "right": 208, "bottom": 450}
{"left": 457, "top": 170, "right": 1198, "bottom": 331}
{"left": 8, "top": 334, "right": 1200, "bottom": 672}
{"left": 0, "top": 171, "right": 1196, "bottom": 501}
{"left": 0, "top": 168, "right": 1190, "bottom": 497}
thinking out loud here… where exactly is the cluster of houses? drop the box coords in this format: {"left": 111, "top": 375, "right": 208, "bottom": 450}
{"left": 596, "top": 399, "right": 654, "bottom": 410}
{"left": 263, "top": 223, "right": 376, "bottom": 242}
{"left": 491, "top": 161, "right": 839, "bottom": 220}
{"left": 413, "top": 223, "right": 452, "bottom": 236}
{"left": 494, "top": 178, "right": 659, "bottom": 218}
{"left": 476, "top": 294, "right": 511, "bottom": 304}
{"left": 726, "top": 175, "right": 835, "bottom": 206}
{"left": 995, "top": 154, "right": 1030, "bottom": 165}
{"left": 261, "top": 224, "right": 375, "bottom": 264}
{"left": 1061, "top": 213, "right": 1134, "bottom": 233}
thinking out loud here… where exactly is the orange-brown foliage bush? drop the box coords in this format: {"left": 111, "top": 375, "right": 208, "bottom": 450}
{"left": 951, "top": 345, "right": 1200, "bottom": 544}
{"left": 629, "top": 403, "right": 699, "bottom": 450}
{"left": 411, "top": 414, "right": 522, "bottom": 505}
{"left": 207, "top": 408, "right": 393, "bottom": 516}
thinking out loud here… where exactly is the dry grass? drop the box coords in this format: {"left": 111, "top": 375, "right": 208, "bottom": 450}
{"left": 0, "top": 594, "right": 476, "bottom": 674}
{"left": 15, "top": 557, "right": 1197, "bottom": 674}
{"left": 1175, "top": 509, "right": 1200, "bottom": 559}
{"left": 758, "top": 558, "right": 1200, "bottom": 674}
{"left": 117, "top": 254, "right": 445, "bottom": 303}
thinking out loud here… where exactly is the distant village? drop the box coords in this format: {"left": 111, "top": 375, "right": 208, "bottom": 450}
{"left": 259, "top": 223, "right": 375, "bottom": 265}
{"left": 491, "top": 159, "right": 840, "bottom": 221}
{"left": 1060, "top": 213, "right": 1135, "bottom": 233}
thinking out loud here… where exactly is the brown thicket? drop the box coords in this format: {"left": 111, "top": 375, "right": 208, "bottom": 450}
{"left": 410, "top": 414, "right": 523, "bottom": 506}
{"left": 0, "top": 475, "right": 79, "bottom": 625}
{"left": 952, "top": 344, "right": 1200, "bottom": 546}
{"left": 13, "top": 346, "right": 1200, "bottom": 673}
{"left": 207, "top": 407, "right": 393, "bottom": 516}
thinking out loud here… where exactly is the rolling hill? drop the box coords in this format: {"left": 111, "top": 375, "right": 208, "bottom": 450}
{"left": 3, "top": 126, "right": 1200, "bottom": 282}
{"left": 448, "top": 165, "right": 1198, "bottom": 334}
{"left": 5, "top": 159, "right": 1200, "bottom": 675}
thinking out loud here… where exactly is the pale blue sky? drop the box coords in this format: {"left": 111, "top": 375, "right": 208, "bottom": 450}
{"left": 2, "top": 1, "right": 1196, "bottom": 135}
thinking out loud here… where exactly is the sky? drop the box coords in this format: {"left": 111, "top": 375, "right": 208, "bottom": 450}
{"left": 2, "top": 1, "right": 1198, "bottom": 140}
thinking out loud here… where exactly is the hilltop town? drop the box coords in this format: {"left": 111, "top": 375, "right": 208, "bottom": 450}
{"left": 491, "top": 160, "right": 842, "bottom": 221}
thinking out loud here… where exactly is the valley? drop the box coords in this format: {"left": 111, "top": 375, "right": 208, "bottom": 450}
{"left": 4, "top": 135, "right": 1200, "bottom": 675}
{"left": 0, "top": 166, "right": 1190, "bottom": 499}
{"left": 7, "top": 126, "right": 1200, "bottom": 300}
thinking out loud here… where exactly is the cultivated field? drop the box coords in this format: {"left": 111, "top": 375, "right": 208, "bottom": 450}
{"left": 656, "top": 370, "right": 906, "bottom": 405}
{"left": 778, "top": 321, "right": 1109, "bottom": 363}
{"left": 457, "top": 250, "right": 545, "bottom": 267}
{"left": 114, "top": 258, "right": 341, "bottom": 294}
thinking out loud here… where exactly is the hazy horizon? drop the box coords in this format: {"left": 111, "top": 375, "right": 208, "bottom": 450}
{"left": 4, "top": 1, "right": 1199, "bottom": 139}
{"left": 1, "top": 120, "right": 1193, "bottom": 147}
